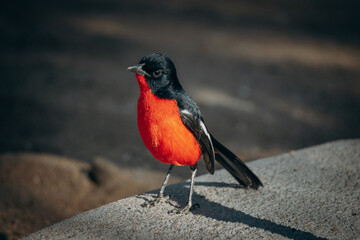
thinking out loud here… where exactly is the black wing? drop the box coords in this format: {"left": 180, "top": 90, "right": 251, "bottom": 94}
{"left": 176, "top": 92, "right": 215, "bottom": 174}
{"left": 174, "top": 91, "right": 262, "bottom": 189}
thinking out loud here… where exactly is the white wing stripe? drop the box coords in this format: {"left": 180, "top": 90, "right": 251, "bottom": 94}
{"left": 181, "top": 109, "right": 192, "bottom": 115}
{"left": 199, "top": 121, "right": 210, "bottom": 139}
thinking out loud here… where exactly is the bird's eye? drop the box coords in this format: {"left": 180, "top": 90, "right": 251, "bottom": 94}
{"left": 153, "top": 70, "right": 162, "bottom": 78}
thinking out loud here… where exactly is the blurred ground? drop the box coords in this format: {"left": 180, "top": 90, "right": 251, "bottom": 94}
{"left": 0, "top": 153, "right": 181, "bottom": 239}
{"left": 0, "top": 0, "right": 360, "bottom": 239}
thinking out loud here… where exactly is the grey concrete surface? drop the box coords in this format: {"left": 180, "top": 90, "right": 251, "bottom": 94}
{"left": 25, "top": 139, "right": 360, "bottom": 240}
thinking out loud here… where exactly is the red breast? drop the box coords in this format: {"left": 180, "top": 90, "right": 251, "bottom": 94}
{"left": 136, "top": 74, "right": 201, "bottom": 166}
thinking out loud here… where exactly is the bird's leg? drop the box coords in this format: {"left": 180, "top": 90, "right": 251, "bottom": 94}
{"left": 142, "top": 164, "right": 174, "bottom": 208}
{"left": 185, "top": 164, "right": 198, "bottom": 210}
{"left": 157, "top": 164, "right": 174, "bottom": 200}
{"left": 170, "top": 164, "right": 198, "bottom": 214}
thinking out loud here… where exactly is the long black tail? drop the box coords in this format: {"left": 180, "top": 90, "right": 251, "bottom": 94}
{"left": 211, "top": 135, "right": 263, "bottom": 189}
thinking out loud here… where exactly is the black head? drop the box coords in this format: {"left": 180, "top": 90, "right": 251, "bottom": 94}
{"left": 128, "top": 53, "right": 183, "bottom": 98}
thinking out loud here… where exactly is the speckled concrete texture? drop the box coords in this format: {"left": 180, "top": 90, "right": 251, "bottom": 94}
{"left": 24, "top": 140, "right": 360, "bottom": 240}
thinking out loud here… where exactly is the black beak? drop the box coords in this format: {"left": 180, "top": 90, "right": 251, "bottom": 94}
{"left": 127, "top": 63, "right": 150, "bottom": 77}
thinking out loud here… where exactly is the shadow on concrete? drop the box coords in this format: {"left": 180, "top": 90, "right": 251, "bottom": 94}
{"left": 191, "top": 181, "right": 244, "bottom": 189}
{"left": 192, "top": 191, "right": 326, "bottom": 240}
{"left": 141, "top": 182, "right": 327, "bottom": 240}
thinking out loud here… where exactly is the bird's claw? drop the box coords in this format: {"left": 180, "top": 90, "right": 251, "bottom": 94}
{"left": 168, "top": 203, "right": 200, "bottom": 214}
{"left": 141, "top": 195, "right": 168, "bottom": 208}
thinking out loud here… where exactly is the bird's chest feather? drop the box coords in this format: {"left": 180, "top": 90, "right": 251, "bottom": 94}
{"left": 137, "top": 88, "right": 201, "bottom": 166}
{"left": 137, "top": 91, "right": 180, "bottom": 147}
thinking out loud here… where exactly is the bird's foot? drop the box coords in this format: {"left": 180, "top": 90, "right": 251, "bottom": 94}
{"left": 141, "top": 195, "right": 169, "bottom": 208}
{"left": 168, "top": 203, "right": 200, "bottom": 214}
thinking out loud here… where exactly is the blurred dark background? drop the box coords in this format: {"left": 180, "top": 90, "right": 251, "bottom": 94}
{"left": 0, "top": 0, "right": 360, "bottom": 238}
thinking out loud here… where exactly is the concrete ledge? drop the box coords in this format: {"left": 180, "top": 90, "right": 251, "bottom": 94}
{"left": 24, "top": 140, "right": 360, "bottom": 239}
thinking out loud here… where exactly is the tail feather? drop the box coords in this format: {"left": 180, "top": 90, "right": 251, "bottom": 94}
{"left": 211, "top": 135, "right": 263, "bottom": 189}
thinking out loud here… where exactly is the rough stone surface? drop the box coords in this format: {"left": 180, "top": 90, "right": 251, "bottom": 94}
{"left": 24, "top": 140, "right": 360, "bottom": 240}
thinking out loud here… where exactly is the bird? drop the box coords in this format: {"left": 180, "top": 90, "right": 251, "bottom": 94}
{"left": 128, "top": 53, "right": 262, "bottom": 213}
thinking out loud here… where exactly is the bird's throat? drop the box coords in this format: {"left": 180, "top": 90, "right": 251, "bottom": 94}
{"left": 136, "top": 74, "right": 151, "bottom": 94}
